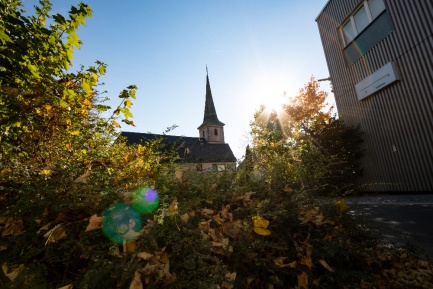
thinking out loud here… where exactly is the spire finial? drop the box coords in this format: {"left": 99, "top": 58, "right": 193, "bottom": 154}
{"left": 206, "top": 65, "right": 208, "bottom": 74}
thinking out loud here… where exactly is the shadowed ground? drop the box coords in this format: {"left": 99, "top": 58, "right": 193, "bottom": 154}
{"left": 346, "top": 195, "right": 433, "bottom": 260}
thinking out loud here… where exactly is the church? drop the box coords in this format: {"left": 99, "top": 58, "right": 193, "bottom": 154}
{"left": 121, "top": 71, "right": 237, "bottom": 172}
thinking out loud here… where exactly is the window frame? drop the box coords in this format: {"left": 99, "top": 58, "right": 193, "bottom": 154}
{"left": 340, "top": 0, "right": 385, "bottom": 47}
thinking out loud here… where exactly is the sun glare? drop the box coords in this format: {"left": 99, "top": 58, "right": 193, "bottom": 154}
{"left": 262, "top": 95, "right": 286, "bottom": 114}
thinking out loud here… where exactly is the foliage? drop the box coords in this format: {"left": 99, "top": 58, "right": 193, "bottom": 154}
{"left": 1, "top": 2, "right": 433, "bottom": 289}
{"left": 249, "top": 77, "right": 363, "bottom": 195}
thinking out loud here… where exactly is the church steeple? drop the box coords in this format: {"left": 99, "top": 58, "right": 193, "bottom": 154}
{"left": 198, "top": 69, "right": 225, "bottom": 143}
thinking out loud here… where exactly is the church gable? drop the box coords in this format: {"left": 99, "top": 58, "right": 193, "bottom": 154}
{"left": 121, "top": 69, "right": 236, "bottom": 167}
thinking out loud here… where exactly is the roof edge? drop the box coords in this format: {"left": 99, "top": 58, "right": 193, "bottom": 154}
{"left": 315, "top": 0, "right": 332, "bottom": 21}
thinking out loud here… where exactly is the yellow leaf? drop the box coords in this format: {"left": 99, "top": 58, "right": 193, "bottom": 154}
{"left": 253, "top": 226, "right": 271, "bottom": 236}
{"left": 297, "top": 271, "right": 308, "bottom": 289}
{"left": 1, "top": 219, "right": 24, "bottom": 236}
{"left": 40, "top": 169, "right": 52, "bottom": 176}
{"left": 252, "top": 216, "right": 271, "bottom": 235}
{"left": 168, "top": 199, "right": 178, "bottom": 215}
{"left": 213, "top": 214, "right": 222, "bottom": 225}
{"left": 43, "top": 224, "right": 67, "bottom": 243}
{"left": 69, "top": 130, "right": 80, "bottom": 136}
{"left": 113, "top": 121, "right": 121, "bottom": 128}
{"left": 85, "top": 214, "right": 102, "bottom": 232}
{"left": 125, "top": 99, "right": 133, "bottom": 108}
{"left": 44, "top": 105, "right": 52, "bottom": 111}
{"left": 38, "top": 221, "right": 54, "bottom": 234}
{"left": 319, "top": 259, "right": 334, "bottom": 272}
{"left": 2, "top": 263, "right": 24, "bottom": 281}
{"left": 335, "top": 199, "right": 350, "bottom": 211}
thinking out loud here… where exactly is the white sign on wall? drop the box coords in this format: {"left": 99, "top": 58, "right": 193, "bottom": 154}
{"left": 355, "top": 62, "right": 399, "bottom": 101}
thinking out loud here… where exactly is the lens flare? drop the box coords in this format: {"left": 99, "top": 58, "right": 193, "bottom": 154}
{"left": 102, "top": 203, "right": 142, "bottom": 244}
{"left": 132, "top": 187, "right": 159, "bottom": 214}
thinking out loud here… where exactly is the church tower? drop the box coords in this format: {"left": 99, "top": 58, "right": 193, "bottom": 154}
{"left": 197, "top": 70, "right": 225, "bottom": 144}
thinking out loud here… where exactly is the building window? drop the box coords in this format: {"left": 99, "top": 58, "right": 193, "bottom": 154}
{"left": 212, "top": 164, "right": 225, "bottom": 171}
{"left": 214, "top": 129, "right": 218, "bottom": 136}
{"left": 196, "top": 164, "right": 203, "bottom": 171}
{"left": 341, "top": 0, "right": 391, "bottom": 65}
{"left": 202, "top": 131, "right": 205, "bottom": 138}
{"left": 340, "top": 0, "right": 386, "bottom": 46}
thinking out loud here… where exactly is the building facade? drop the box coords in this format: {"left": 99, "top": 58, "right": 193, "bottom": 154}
{"left": 122, "top": 72, "right": 236, "bottom": 173}
{"left": 316, "top": 0, "right": 433, "bottom": 192}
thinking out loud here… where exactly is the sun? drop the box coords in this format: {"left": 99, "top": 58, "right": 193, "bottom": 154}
{"left": 262, "top": 95, "right": 286, "bottom": 114}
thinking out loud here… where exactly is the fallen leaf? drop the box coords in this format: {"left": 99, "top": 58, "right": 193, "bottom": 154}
{"left": 37, "top": 221, "right": 54, "bottom": 234}
{"left": 225, "top": 272, "right": 237, "bottom": 281}
{"left": 199, "top": 220, "right": 211, "bottom": 231}
{"left": 1, "top": 219, "right": 24, "bottom": 236}
{"left": 57, "top": 285, "right": 73, "bottom": 289}
{"left": 129, "top": 270, "right": 143, "bottom": 289}
{"left": 85, "top": 214, "right": 102, "bottom": 232}
{"left": 335, "top": 199, "right": 349, "bottom": 211}
{"left": 168, "top": 199, "right": 178, "bottom": 215}
{"left": 2, "top": 263, "right": 24, "bottom": 281}
{"left": 274, "top": 257, "right": 297, "bottom": 268}
{"left": 0, "top": 245, "right": 7, "bottom": 251}
{"left": 253, "top": 226, "right": 271, "bottom": 236}
{"left": 201, "top": 208, "right": 214, "bottom": 216}
{"left": 137, "top": 252, "right": 154, "bottom": 261}
{"left": 319, "top": 259, "right": 334, "bottom": 272}
{"left": 252, "top": 216, "right": 271, "bottom": 236}
{"left": 43, "top": 224, "right": 67, "bottom": 243}
{"left": 180, "top": 213, "right": 189, "bottom": 223}
{"left": 297, "top": 271, "right": 308, "bottom": 289}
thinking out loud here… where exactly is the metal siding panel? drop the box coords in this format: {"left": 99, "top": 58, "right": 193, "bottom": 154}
{"left": 316, "top": 0, "right": 433, "bottom": 192}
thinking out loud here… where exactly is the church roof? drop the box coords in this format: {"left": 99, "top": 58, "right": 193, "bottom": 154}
{"left": 120, "top": 132, "right": 236, "bottom": 163}
{"left": 198, "top": 73, "right": 225, "bottom": 129}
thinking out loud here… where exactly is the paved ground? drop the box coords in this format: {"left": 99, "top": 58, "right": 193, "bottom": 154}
{"left": 345, "top": 195, "right": 433, "bottom": 260}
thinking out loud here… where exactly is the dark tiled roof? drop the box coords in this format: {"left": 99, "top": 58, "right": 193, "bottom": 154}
{"left": 120, "top": 132, "right": 236, "bottom": 163}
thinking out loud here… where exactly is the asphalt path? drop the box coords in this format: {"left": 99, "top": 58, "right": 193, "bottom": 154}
{"left": 345, "top": 195, "right": 433, "bottom": 260}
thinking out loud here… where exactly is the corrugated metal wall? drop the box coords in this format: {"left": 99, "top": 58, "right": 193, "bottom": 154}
{"left": 316, "top": 0, "right": 433, "bottom": 192}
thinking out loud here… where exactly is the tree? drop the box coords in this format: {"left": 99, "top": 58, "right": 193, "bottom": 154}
{"left": 0, "top": 1, "right": 166, "bottom": 287}
{"left": 249, "top": 77, "right": 363, "bottom": 194}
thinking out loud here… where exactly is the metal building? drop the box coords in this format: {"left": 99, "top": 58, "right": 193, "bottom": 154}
{"left": 316, "top": 0, "right": 433, "bottom": 192}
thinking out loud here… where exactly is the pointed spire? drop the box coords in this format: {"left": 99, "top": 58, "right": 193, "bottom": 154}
{"left": 200, "top": 68, "right": 225, "bottom": 127}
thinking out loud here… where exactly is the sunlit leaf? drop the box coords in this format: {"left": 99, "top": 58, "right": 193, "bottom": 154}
{"left": 85, "top": 214, "right": 102, "bottom": 232}
{"left": 129, "top": 270, "right": 143, "bottom": 289}
{"left": 113, "top": 121, "right": 121, "bottom": 128}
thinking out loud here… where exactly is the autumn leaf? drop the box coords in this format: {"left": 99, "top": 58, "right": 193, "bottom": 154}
{"left": 85, "top": 214, "right": 102, "bottom": 232}
{"left": 319, "top": 259, "right": 334, "bottom": 272}
{"left": 113, "top": 121, "right": 121, "bottom": 128}
{"left": 1, "top": 219, "right": 24, "bottom": 236}
{"left": 2, "top": 263, "right": 24, "bottom": 281}
{"left": 297, "top": 271, "right": 309, "bottom": 289}
{"left": 137, "top": 252, "right": 154, "bottom": 261}
{"left": 180, "top": 213, "right": 189, "bottom": 223}
{"left": 129, "top": 270, "right": 143, "bottom": 289}
{"left": 252, "top": 216, "right": 271, "bottom": 236}
{"left": 57, "top": 285, "right": 73, "bottom": 289}
{"left": 274, "top": 257, "right": 297, "bottom": 268}
{"left": 43, "top": 224, "right": 67, "bottom": 243}
{"left": 335, "top": 199, "right": 350, "bottom": 211}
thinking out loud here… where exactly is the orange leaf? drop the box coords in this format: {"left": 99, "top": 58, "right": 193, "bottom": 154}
{"left": 85, "top": 214, "right": 102, "bottom": 232}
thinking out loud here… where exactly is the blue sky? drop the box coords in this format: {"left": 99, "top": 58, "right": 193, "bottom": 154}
{"left": 24, "top": 0, "right": 334, "bottom": 160}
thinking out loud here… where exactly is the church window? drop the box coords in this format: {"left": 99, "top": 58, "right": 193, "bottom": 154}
{"left": 214, "top": 129, "right": 218, "bottom": 136}
{"left": 202, "top": 131, "right": 205, "bottom": 138}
